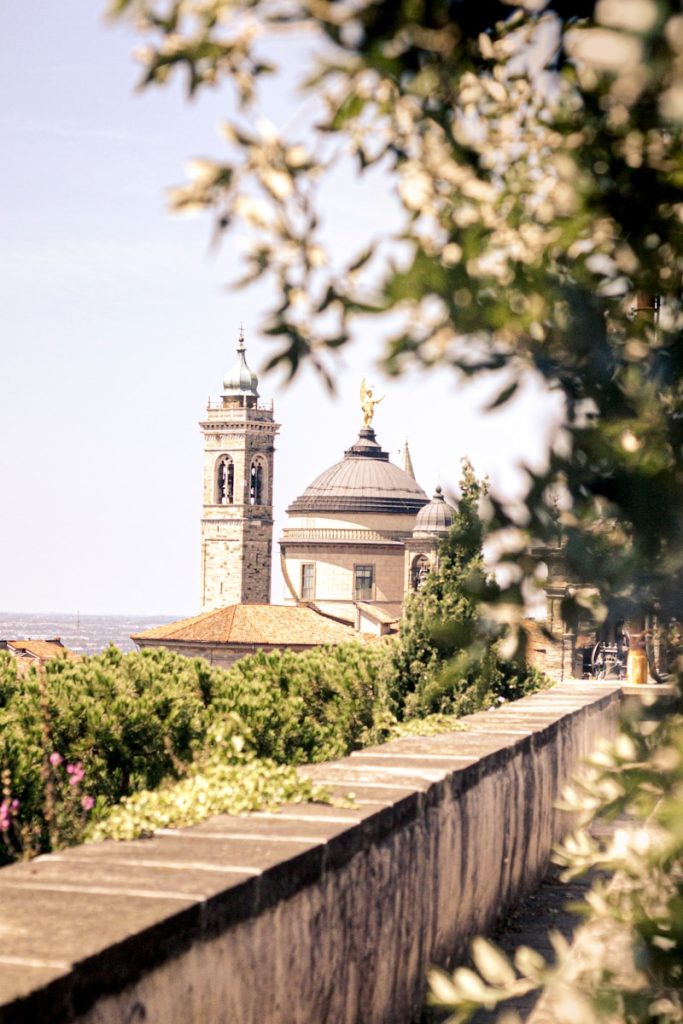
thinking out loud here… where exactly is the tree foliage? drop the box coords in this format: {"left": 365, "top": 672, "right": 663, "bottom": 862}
{"left": 391, "top": 460, "right": 488, "bottom": 703}
{"left": 390, "top": 459, "right": 542, "bottom": 717}
{"left": 109, "top": 0, "right": 682, "bottom": 629}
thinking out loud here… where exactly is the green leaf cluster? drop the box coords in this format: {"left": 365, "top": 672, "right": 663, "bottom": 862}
{"left": 87, "top": 746, "right": 331, "bottom": 843}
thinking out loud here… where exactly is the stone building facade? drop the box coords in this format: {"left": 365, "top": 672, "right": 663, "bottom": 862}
{"left": 199, "top": 332, "right": 279, "bottom": 611}
{"left": 194, "top": 339, "right": 581, "bottom": 668}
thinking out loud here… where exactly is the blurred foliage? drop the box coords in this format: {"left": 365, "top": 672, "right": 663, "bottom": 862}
{"left": 107, "top": 0, "right": 683, "bottom": 1020}
{"left": 109, "top": 0, "right": 683, "bottom": 631}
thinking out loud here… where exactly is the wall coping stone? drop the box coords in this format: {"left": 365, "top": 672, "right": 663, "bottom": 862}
{"left": 0, "top": 682, "right": 624, "bottom": 1024}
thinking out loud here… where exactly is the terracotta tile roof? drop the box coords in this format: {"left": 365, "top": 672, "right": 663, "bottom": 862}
{"left": 1, "top": 638, "right": 74, "bottom": 661}
{"left": 132, "top": 605, "right": 360, "bottom": 647}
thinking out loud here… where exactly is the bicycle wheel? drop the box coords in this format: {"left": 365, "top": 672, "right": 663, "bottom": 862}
{"left": 591, "top": 641, "right": 606, "bottom": 679}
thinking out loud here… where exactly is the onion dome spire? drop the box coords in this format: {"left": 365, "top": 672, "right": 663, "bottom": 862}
{"left": 222, "top": 325, "right": 259, "bottom": 397}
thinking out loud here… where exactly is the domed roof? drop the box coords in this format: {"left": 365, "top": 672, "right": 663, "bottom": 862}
{"left": 287, "top": 427, "right": 429, "bottom": 515}
{"left": 223, "top": 329, "right": 259, "bottom": 397}
{"left": 412, "top": 487, "right": 456, "bottom": 536}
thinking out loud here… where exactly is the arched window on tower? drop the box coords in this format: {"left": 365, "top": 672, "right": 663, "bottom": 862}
{"left": 250, "top": 458, "right": 264, "bottom": 505}
{"left": 411, "top": 554, "right": 431, "bottom": 591}
{"left": 216, "top": 456, "right": 234, "bottom": 505}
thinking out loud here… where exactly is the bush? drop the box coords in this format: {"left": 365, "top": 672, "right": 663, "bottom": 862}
{"left": 87, "top": 724, "right": 333, "bottom": 842}
{"left": 218, "top": 642, "right": 392, "bottom": 763}
{"left": 0, "top": 604, "right": 548, "bottom": 860}
{"left": 0, "top": 640, "right": 393, "bottom": 861}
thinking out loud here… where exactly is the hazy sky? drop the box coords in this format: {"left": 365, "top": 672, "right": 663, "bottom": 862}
{"left": 0, "top": 1, "right": 564, "bottom": 616}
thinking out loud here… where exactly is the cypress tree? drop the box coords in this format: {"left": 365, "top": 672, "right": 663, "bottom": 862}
{"left": 390, "top": 459, "right": 490, "bottom": 715}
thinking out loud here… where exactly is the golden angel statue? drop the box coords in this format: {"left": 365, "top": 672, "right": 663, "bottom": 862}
{"left": 360, "top": 378, "right": 384, "bottom": 428}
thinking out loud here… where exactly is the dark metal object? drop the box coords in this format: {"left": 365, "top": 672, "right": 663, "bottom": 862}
{"left": 590, "top": 641, "right": 627, "bottom": 680}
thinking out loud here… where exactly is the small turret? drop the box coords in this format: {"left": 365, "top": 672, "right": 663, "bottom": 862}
{"left": 412, "top": 486, "right": 456, "bottom": 537}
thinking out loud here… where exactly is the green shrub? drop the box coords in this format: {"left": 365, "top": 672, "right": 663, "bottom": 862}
{"left": 0, "top": 640, "right": 393, "bottom": 861}
{"left": 219, "top": 642, "right": 392, "bottom": 763}
{"left": 87, "top": 756, "right": 330, "bottom": 842}
{"left": 0, "top": 601, "right": 548, "bottom": 862}
{"left": 87, "top": 724, "right": 333, "bottom": 842}
{"left": 406, "top": 647, "right": 548, "bottom": 719}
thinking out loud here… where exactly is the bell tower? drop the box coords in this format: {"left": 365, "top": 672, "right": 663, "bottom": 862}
{"left": 199, "top": 329, "right": 279, "bottom": 611}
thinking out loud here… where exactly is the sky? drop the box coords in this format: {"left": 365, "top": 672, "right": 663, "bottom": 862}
{"left": 0, "top": 1, "right": 564, "bottom": 616}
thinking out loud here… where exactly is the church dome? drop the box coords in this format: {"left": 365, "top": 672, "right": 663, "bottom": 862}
{"left": 287, "top": 427, "right": 428, "bottom": 515}
{"left": 412, "top": 487, "right": 456, "bottom": 536}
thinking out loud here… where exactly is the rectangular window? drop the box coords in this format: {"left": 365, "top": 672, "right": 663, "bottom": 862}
{"left": 354, "top": 564, "right": 374, "bottom": 602}
{"left": 301, "top": 563, "right": 316, "bottom": 601}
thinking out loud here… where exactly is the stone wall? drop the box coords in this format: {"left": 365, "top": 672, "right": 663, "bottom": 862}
{"left": 523, "top": 617, "right": 573, "bottom": 681}
{"left": 200, "top": 518, "right": 275, "bottom": 610}
{"left": 0, "top": 683, "right": 622, "bottom": 1024}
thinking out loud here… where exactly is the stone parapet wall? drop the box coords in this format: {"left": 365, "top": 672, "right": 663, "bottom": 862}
{"left": 0, "top": 683, "right": 622, "bottom": 1024}
{"left": 523, "top": 618, "right": 575, "bottom": 682}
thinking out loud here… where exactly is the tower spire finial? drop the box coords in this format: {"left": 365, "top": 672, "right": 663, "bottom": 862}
{"left": 401, "top": 438, "right": 417, "bottom": 481}
{"left": 223, "top": 324, "right": 259, "bottom": 397}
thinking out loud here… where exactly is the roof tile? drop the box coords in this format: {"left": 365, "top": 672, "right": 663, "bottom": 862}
{"left": 132, "top": 605, "right": 360, "bottom": 647}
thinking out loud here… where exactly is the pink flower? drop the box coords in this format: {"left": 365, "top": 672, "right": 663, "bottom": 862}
{"left": 80, "top": 795, "right": 95, "bottom": 812}
{"left": 66, "top": 762, "right": 85, "bottom": 786}
{"left": 49, "top": 752, "right": 63, "bottom": 767}
{"left": 10, "top": 800, "right": 19, "bottom": 813}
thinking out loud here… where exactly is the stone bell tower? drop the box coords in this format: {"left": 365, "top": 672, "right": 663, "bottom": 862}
{"left": 199, "top": 329, "right": 279, "bottom": 611}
